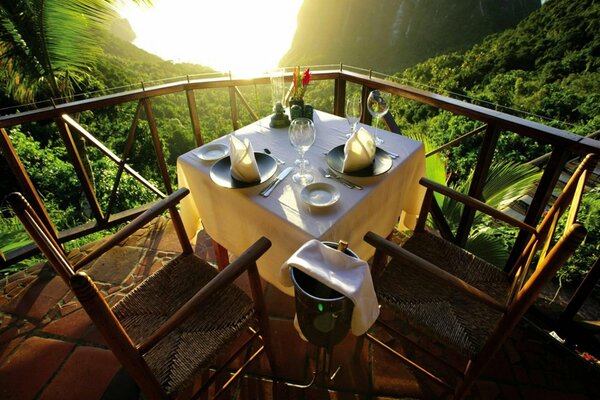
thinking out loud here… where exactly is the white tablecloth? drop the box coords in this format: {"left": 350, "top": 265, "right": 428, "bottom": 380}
{"left": 177, "top": 110, "right": 426, "bottom": 295}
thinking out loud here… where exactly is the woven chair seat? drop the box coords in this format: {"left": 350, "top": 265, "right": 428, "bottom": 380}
{"left": 377, "top": 232, "right": 510, "bottom": 355}
{"left": 113, "top": 254, "right": 255, "bottom": 395}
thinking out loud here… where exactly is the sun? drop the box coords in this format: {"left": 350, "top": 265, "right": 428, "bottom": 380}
{"left": 117, "top": 0, "right": 303, "bottom": 77}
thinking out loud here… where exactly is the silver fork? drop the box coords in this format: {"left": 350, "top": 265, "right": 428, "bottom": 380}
{"left": 317, "top": 167, "right": 362, "bottom": 190}
{"left": 381, "top": 148, "right": 399, "bottom": 159}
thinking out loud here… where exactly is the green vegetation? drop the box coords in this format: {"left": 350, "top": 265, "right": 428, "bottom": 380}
{"left": 1, "top": 0, "right": 598, "bottom": 292}
{"left": 391, "top": 0, "right": 599, "bottom": 179}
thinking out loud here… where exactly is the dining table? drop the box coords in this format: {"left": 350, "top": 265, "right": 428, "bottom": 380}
{"left": 177, "top": 110, "right": 426, "bottom": 295}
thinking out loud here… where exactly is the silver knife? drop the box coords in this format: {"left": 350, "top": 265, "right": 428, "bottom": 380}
{"left": 260, "top": 167, "right": 293, "bottom": 197}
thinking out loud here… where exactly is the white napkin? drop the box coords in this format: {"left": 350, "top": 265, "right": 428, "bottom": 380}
{"left": 279, "top": 240, "right": 380, "bottom": 337}
{"left": 342, "top": 127, "right": 376, "bottom": 172}
{"left": 228, "top": 135, "right": 260, "bottom": 182}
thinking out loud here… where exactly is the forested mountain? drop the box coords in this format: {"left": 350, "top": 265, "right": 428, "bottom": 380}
{"left": 1, "top": 0, "right": 597, "bottom": 282}
{"left": 281, "top": 0, "right": 540, "bottom": 73}
{"left": 390, "top": 0, "right": 599, "bottom": 179}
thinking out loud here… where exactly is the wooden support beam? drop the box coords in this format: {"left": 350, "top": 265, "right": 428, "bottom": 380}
{"left": 234, "top": 87, "right": 260, "bottom": 121}
{"left": 0, "top": 128, "right": 58, "bottom": 239}
{"left": 229, "top": 87, "right": 240, "bottom": 131}
{"left": 558, "top": 256, "right": 600, "bottom": 328}
{"left": 105, "top": 101, "right": 143, "bottom": 220}
{"left": 455, "top": 123, "right": 500, "bottom": 247}
{"left": 361, "top": 85, "right": 372, "bottom": 126}
{"left": 55, "top": 119, "right": 104, "bottom": 223}
{"left": 333, "top": 78, "right": 346, "bottom": 117}
{"left": 185, "top": 89, "right": 204, "bottom": 146}
{"left": 142, "top": 98, "right": 173, "bottom": 194}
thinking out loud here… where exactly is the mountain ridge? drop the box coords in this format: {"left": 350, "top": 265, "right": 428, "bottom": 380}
{"left": 280, "top": 0, "right": 540, "bottom": 73}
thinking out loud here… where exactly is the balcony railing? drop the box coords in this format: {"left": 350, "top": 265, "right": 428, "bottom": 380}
{"left": 1, "top": 65, "right": 598, "bottom": 272}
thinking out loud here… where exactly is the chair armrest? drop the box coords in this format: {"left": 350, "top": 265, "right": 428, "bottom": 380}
{"left": 73, "top": 188, "right": 190, "bottom": 271}
{"left": 419, "top": 177, "right": 537, "bottom": 235}
{"left": 138, "top": 236, "right": 272, "bottom": 354}
{"left": 364, "top": 231, "right": 507, "bottom": 313}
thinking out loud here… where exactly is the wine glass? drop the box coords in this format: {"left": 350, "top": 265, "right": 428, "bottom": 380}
{"left": 345, "top": 95, "right": 363, "bottom": 138}
{"left": 289, "top": 118, "right": 316, "bottom": 185}
{"left": 366, "top": 90, "right": 391, "bottom": 145}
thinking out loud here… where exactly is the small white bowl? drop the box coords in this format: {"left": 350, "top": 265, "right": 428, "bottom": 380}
{"left": 195, "top": 143, "right": 229, "bottom": 161}
{"left": 301, "top": 182, "right": 340, "bottom": 208}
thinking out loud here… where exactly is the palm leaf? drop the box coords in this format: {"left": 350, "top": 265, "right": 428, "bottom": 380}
{"left": 441, "top": 160, "right": 541, "bottom": 229}
{"left": 1, "top": 0, "right": 152, "bottom": 103}
{"left": 481, "top": 161, "right": 542, "bottom": 209}
{"left": 464, "top": 229, "right": 510, "bottom": 267}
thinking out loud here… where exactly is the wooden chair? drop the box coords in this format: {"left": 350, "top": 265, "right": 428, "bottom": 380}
{"left": 363, "top": 153, "right": 597, "bottom": 399}
{"left": 8, "top": 187, "right": 277, "bottom": 400}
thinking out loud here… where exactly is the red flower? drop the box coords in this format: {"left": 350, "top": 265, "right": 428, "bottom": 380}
{"left": 292, "top": 67, "right": 299, "bottom": 97}
{"left": 292, "top": 66, "right": 311, "bottom": 99}
{"left": 302, "top": 68, "right": 311, "bottom": 86}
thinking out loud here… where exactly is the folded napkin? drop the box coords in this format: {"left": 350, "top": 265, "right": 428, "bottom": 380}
{"left": 228, "top": 135, "right": 260, "bottom": 182}
{"left": 342, "top": 127, "right": 376, "bottom": 172}
{"left": 279, "top": 239, "right": 379, "bottom": 337}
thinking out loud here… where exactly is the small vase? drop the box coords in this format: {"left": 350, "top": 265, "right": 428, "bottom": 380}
{"left": 289, "top": 97, "right": 305, "bottom": 110}
{"left": 289, "top": 97, "right": 305, "bottom": 121}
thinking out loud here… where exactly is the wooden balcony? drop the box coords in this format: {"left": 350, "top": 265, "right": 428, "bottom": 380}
{"left": 1, "top": 66, "right": 599, "bottom": 398}
{"left": 1, "top": 215, "right": 598, "bottom": 399}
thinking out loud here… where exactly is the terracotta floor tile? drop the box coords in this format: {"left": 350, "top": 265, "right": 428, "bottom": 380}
{"left": 326, "top": 334, "right": 370, "bottom": 394}
{"left": 0, "top": 336, "right": 75, "bottom": 400}
{"left": 85, "top": 246, "right": 145, "bottom": 285}
{"left": 2, "top": 275, "right": 69, "bottom": 320}
{"left": 264, "top": 284, "right": 296, "bottom": 320}
{"left": 258, "top": 319, "right": 310, "bottom": 384}
{"left": 39, "top": 346, "right": 121, "bottom": 400}
{"left": 472, "top": 380, "right": 501, "bottom": 400}
{"left": 1, "top": 220, "right": 598, "bottom": 400}
{"left": 370, "top": 337, "right": 425, "bottom": 399}
{"left": 42, "top": 307, "right": 94, "bottom": 340}
{"left": 0, "top": 337, "right": 24, "bottom": 361}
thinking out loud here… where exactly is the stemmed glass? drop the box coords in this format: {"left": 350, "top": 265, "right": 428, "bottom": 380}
{"left": 289, "top": 118, "right": 316, "bottom": 185}
{"left": 345, "top": 95, "right": 363, "bottom": 138}
{"left": 366, "top": 90, "right": 391, "bottom": 145}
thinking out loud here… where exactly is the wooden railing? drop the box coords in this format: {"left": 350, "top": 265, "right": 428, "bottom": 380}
{"left": 1, "top": 66, "right": 599, "bottom": 270}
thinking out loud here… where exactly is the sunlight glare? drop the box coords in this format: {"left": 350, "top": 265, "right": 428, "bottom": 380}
{"left": 117, "top": 0, "right": 303, "bottom": 77}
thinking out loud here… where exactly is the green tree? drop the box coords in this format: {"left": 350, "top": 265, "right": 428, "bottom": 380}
{"left": 0, "top": 0, "right": 151, "bottom": 103}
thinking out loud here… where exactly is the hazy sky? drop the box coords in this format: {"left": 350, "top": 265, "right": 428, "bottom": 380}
{"left": 118, "top": 0, "right": 303, "bottom": 76}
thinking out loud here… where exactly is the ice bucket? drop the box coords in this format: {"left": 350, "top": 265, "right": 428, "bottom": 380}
{"left": 289, "top": 242, "right": 356, "bottom": 347}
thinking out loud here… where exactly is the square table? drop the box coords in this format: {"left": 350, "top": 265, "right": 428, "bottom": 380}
{"left": 177, "top": 110, "right": 426, "bottom": 295}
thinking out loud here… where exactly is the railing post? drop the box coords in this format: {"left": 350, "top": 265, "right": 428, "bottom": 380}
{"left": 558, "top": 256, "right": 600, "bottom": 330}
{"left": 55, "top": 119, "right": 104, "bottom": 223}
{"left": 0, "top": 128, "right": 58, "bottom": 239}
{"left": 383, "top": 113, "right": 401, "bottom": 134}
{"left": 455, "top": 123, "right": 500, "bottom": 247}
{"left": 142, "top": 98, "right": 173, "bottom": 194}
{"left": 229, "top": 87, "right": 240, "bottom": 131}
{"left": 186, "top": 89, "right": 204, "bottom": 147}
{"left": 333, "top": 78, "right": 346, "bottom": 117}
{"left": 504, "top": 147, "right": 570, "bottom": 270}
{"left": 361, "top": 85, "right": 372, "bottom": 126}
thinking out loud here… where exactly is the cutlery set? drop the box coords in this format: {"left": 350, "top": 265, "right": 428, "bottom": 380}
{"left": 254, "top": 143, "right": 398, "bottom": 196}
{"left": 317, "top": 167, "right": 363, "bottom": 190}
{"left": 260, "top": 167, "right": 293, "bottom": 197}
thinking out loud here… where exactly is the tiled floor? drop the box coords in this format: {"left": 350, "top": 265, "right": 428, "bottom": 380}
{"left": 1, "top": 216, "right": 598, "bottom": 399}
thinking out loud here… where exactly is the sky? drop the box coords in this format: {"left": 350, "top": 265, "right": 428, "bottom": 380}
{"left": 117, "top": 0, "right": 303, "bottom": 77}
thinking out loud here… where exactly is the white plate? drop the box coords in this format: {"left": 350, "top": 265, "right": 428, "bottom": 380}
{"left": 195, "top": 143, "right": 229, "bottom": 161}
{"left": 301, "top": 182, "right": 340, "bottom": 208}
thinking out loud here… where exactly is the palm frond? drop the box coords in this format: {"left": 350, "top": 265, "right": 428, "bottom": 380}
{"left": 1, "top": 0, "right": 152, "bottom": 103}
{"left": 464, "top": 229, "right": 510, "bottom": 267}
{"left": 481, "top": 161, "right": 542, "bottom": 209}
